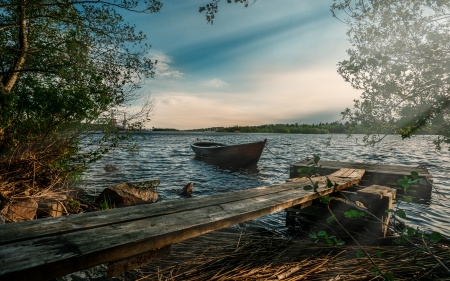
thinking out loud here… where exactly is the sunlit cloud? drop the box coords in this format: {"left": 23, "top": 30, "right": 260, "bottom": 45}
{"left": 149, "top": 66, "right": 361, "bottom": 130}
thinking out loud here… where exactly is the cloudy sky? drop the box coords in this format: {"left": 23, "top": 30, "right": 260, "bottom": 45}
{"left": 125, "top": 1, "right": 361, "bottom": 130}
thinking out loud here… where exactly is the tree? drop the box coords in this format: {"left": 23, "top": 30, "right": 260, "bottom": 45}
{"left": 332, "top": 0, "right": 450, "bottom": 148}
{"left": 0, "top": 0, "right": 162, "bottom": 203}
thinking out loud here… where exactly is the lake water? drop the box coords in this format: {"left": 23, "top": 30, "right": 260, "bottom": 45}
{"left": 81, "top": 132, "right": 450, "bottom": 236}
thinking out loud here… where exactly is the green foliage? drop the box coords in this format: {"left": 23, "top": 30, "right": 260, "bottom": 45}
{"left": 430, "top": 231, "right": 443, "bottom": 242}
{"left": 0, "top": 0, "right": 159, "bottom": 201}
{"left": 310, "top": 230, "right": 345, "bottom": 246}
{"left": 344, "top": 209, "right": 365, "bottom": 219}
{"left": 65, "top": 198, "right": 81, "bottom": 214}
{"left": 356, "top": 251, "right": 365, "bottom": 258}
{"left": 99, "top": 196, "right": 115, "bottom": 210}
{"left": 319, "top": 196, "right": 333, "bottom": 204}
{"left": 384, "top": 272, "right": 395, "bottom": 281}
{"left": 332, "top": 0, "right": 450, "bottom": 148}
{"left": 326, "top": 214, "right": 335, "bottom": 223}
{"left": 395, "top": 209, "right": 407, "bottom": 219}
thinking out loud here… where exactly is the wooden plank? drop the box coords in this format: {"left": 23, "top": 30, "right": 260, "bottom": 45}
{"left": 107, "top": 245, "right": 171, "bottom": 277}
{"left": 291, "top": 160, "right": 431, "bottom": 178}
{"left": 0, "top": 169, "right": 364, "bottom": 281}
{"left": 0, "top": 177, "right": 356, "bottom": 245}
{"left": 357, "top": 185, "right": 392, "bottom": 200}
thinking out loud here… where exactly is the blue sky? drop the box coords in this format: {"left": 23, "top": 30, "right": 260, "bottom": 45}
{"left": 126, "top": 1, "right": 361, "bottom": 129}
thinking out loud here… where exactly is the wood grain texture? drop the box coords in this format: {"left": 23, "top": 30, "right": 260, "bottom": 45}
{"left": 0, "top": 168, "right": 365, "bottom": 281}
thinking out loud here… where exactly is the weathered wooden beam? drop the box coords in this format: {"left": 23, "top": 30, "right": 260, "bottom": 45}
{"left": 0, "top": 168, "right": 364, "bottom": 281}
{"left": 290, "top": 160, "right": 432, "bottom": 201}
{"left": 107, "top": 245, "right": 171, "bottom": 277}
{"left": 0, "top": 170, "right": 361, "bottom": 246}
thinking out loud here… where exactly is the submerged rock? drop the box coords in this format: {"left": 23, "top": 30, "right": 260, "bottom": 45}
{"left": 104, "top": 164, "right": 118, "bottom": 172}
{"left": 178, "top": 182, "right": 193, "bottom": 197}
{"left": 95, "top": 182, "right": 158, "bottom": 208}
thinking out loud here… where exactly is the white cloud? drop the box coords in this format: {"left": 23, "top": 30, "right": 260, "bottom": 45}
{"left": 147, "top": 66, "right": 362, "bottom": 130}
{"left": 150, "top": 51, "right": 184, "bottom": 79}
{"left": 201, "top": 78, "right": 227, "bottom": 88}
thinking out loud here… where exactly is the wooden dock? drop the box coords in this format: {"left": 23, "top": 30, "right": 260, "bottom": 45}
{"left": 290, "top": 160, "right": 432, "bottom": 197}
{"left": 0, "top": 168, "right": 364, "bottom": 281}
{"left": 286, "top": 160, "right": 433, "bottom": 236}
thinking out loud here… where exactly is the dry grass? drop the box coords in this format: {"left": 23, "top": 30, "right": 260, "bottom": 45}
{"left": 120, "top": 229, "right": 450, "bottom": 281}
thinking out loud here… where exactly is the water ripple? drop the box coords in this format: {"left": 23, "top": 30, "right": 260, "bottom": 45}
{"left": 81, "top": 132, "right": 450, "bottom": 235}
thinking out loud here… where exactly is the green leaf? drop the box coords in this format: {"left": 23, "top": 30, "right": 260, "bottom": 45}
{"left": 411, "top": 171, "right": 419, "bottom": 179}
{"left": 303, "top": 185, "right": 313, "bottom": 190}
{"left": 344, "top": 209, "right": 364, "bottom": 218}
{"left": 309, "top": 232, "right": 317, "bottom": 239}
{"left": 376, "top": 250, "right": 382, "bottom": 257}
{"left": 385, "top": 209, "right": 395, "bottom": 213}
{"left": 336, "top": 241, "right": 345, "bottom": 246}
{"left": 396, "top": 209, "right": 407, "bottom": 219}
{"left": 404, "top": 196, "right": 413, "bottom": 203}
{"left": 430, "top": 231, "right": 442, "bottom": 242}
{"left": 313, "top": 181, "right": 319, "bottom": 190}
{"left": 317, "top": 230, "right": 328, "bottom": 239}
{"left": 313, "top": 155, "right": 320, "bottom": 165}
{"left": 384, "top": 272, "right": 394, "bottom": 281}
{"left": 326, "top": 215, "right": 335, "bottom": 223}
{"left": 407, "top": 227, "right": 415, "bottom": 237}
{"left": 356, "top": 251, "right": 365, "bottom": 258}
{"left": 320, "top": 196, "right": 333, "bottom": 204}
{"left": 397, "top": 178, "right": 409, "bottom": 190}
{"left": 326, "top": 178, "right": 333, "bottom": 188}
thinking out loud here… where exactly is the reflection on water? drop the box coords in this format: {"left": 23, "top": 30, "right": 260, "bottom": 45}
{"left": 81, "top": 132, "right": 450, "bottom": 235}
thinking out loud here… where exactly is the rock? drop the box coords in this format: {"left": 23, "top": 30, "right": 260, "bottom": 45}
{"left": 1, "top": 199, "right": 38, "bottom": 222}
{"left": 95, "top": 182, "right": 158, "bottom": 208}
{"left": 104, "top": 164, "right": 118, "bottom": 172}
{"left": 178, "top": 182, "right": 193, "bottom": 197}
{"left": 131, "top": 179, "right": 160, "bottom": 190}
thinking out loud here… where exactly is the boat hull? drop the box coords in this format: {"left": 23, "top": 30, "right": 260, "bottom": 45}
{"left": 191, "top": 139, "right": 267, "bottom": 168}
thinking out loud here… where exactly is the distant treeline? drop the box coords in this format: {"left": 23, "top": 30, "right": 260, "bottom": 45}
{"left": 216, "top": 122, "right": 347, "bottom": 134}
{"left": 190, "top": 122, "right": 438, "bottom": 135}
{"left": 152, "top": 128, "right": 179, "bottom": 131}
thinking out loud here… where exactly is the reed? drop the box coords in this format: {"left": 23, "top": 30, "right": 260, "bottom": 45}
{"left": 119, "top": 230, "right": 450, "bottom": 281}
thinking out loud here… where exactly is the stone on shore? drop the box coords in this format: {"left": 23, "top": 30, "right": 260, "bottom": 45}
{"left": 0, "top": 199, "right": 38, "bottom": 222}
{"left": 95, "top": 182, "right": 158, "bottom": 208}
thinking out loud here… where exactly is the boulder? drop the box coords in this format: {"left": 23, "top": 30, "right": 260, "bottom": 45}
{"left": 95, "top": 182, "right": 158, "bottom": 208}
{"left": 1, "top": 199, "right": 38, "bottom": 222}
{"left": 178, "top": 182, "right": 193, "bottom": 197}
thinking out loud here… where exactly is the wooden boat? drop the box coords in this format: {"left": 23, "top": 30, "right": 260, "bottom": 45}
{"left": 191, "top": 139, "right": 267, "bottom": 168}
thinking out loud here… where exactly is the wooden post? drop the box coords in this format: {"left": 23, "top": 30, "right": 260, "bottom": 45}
{"left": 357, "top": 185, "right": 396, "bottom": 237}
